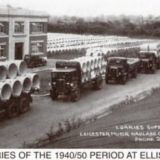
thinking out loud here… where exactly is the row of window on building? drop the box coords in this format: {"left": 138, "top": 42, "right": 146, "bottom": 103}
{"left": 31, "top": 42, "right": 44, "bottom": 53}
{"left": 0, "top": 42, "right": 44, "bottom": 57}
{"left": 0, "top": 22, "right": 46, "bottom": 34}
{"left": 0, "top": 44, "right": 6, "bottom": 57}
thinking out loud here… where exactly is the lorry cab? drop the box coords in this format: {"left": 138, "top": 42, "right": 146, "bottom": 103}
{"left": 107, "top": 57, "right": 128, "bottom": 68}
{"left": 138, "top": 51, "right": 157, "bottom": 73}
{"left": 50, "top": 68, "right": 80, "bottom": 101}
{"left": 139, "top": 51, "right": 156, "bottom": 60}
{"left": 106, "top": 57, "right": 128, "bottom": 84}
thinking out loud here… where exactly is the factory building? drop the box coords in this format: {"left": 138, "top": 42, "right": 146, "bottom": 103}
{"left": 0, "top": 6, "right": 48, "bottom": 60}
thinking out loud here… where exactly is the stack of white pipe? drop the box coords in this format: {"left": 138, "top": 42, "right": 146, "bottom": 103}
{"left": 71, "top": 56, "right": 106, "bottom": 83}
{"left": 0, "top": 60, "right": 40, "bottom": 102}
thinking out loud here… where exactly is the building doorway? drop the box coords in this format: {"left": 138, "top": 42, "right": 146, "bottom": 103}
{"left": 15, "top": 43, "right": 23, "bottom": 60}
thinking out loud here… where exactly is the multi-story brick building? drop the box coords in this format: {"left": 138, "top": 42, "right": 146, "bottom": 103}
{"left": 0, "top": 6, "right": 48, "bottom": 60}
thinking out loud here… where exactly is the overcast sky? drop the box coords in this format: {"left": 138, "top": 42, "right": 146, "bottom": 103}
{"left": 0, "top": 0, "right": 160, "bottom": 17}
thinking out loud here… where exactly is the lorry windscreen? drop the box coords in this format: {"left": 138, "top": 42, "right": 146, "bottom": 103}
{"left": 139, "top": 53, "right": 153, "bottom": 58}
{"left": 109, "top": 59, "right": 124, "bottom": 65}
{"left": 52, "top": 71, "right": 76, "bottom": 81}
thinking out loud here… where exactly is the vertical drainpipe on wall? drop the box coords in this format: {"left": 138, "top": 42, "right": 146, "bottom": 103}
{"left": 25, "top": 18, "right": 30, "bottom": 59}
{"left": 7, "top": 6, "right": 10, "bottom": 60}
{"left": 46, "top": 19, "right": 49, "bottom": 56}
{"left": 29, "top": 22, "right": 31, "bottom": 57}
{"left": 6, "top": 22, "right": 9, "bottom": 59}
{"left": 7, "top": 5, "right": 14, "bottom": 60}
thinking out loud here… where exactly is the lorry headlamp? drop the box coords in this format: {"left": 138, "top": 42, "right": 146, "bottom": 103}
{"left": 70, "top": 83, "right": 74, "bottom": 87}
{"left": 52, "top": 82, "right": 56, "bottom": 85}
{"left": 66, "top": 82, "right": 74, "bottom": 87}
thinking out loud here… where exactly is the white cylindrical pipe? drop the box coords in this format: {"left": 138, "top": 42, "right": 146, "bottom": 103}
{"left": 90, "top": 70, "right": 96, "bottom": 79}
{"left": 102, "top": 57, "right": 107, "bottom": 67}
{"left": 84, "top": 72, "right": 88, "bottom": 82}
{"left": 85, "top": 72, "right": 89, "bottom": 81}
{"left": 0, "top": 65, "right": 7, "bottom": 81}
{"left": 12, "top": 60, "right": 27, "bottom": 76}
{"left": 90, "top": 59, "right": 94, "bottom": 70}
{"left": 12, "top": 80, "right": 22, "bottom": 97}
{"left": 72, "top": 58, "right": 87, "bottom": 73}
{"left": 81, "top": 74, "right": 85, "bottom": 83}
{"left": 81, "top": 72, "right": 86, "bottom": 83}
{"left": 7, "top": 62, "right": 18, "bottom": 79}
{"left": 80, "top": 60, "right": 87, "bottom": 73}
{"left": 0, "top": 82, "right": 12, "bottom": 101}
{"left": 86, "top": 60, "right": 91, "bottom": 71}
{"left": 100, "top": 57, "right": 104, "bottom": 65}
{"left": 93, "top": 59, "right": 96, "bottom": 69}
{"left": 82, "top": 61, "right": 87, "bottom": 72}
{"left": 16, "top": 76, "right": 32, "bottom": 93}
{"left": 26, "top": 73, "right": 40, "bottom": 90}
{"left": 94, "top": 58, "right": 98, "bottom": 68}
{"left": 88, "top": 71, "right": 92, "bottom": 81}
{"left": 1, "top": 62, "right": 18, "bottom": 79}
{"left": 97, "top": 57, "right": 101, "bottom": 68}
{"left": 95, "top": 68, "right": 100, "bottom": 76}
{"left": 102, "top": 65, "right": 106, "bottom": 74}
{"left": 6, "top": 79, "right": 23, "bottom": 97}
{"left": 98, "top": 63, "right": 102, "bottom": 70}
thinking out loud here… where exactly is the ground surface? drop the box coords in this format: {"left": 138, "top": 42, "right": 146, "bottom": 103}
{"left": 45, "top": 89, "right": 160, "bottom": 148}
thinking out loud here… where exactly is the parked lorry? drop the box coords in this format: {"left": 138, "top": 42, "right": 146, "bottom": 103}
{"left": 106, "top": 57, "right": 140, "bottom": 84}
{"left": 50, "top": 57, "right": 106, "bottom": 102}
{"left": 0, "top": 60, "right": 40, "bottom": 119}
{"left": 138, "top": 51, "right": 160, "bottom": 73}
{"left": 24, "top": 53, "right": 47, "bottom": 68}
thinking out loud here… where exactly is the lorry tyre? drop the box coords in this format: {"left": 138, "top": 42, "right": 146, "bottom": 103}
{"left": 30, "top": 63, "right": 34, "bottom": 68}
{"left": 157, "top": 63, "right": 160, "bottom": 69}
{"left": 151, "top": 64, "right": 156, "bottom": 74}
{"left": 105, "top": 79, "right": 109, "bottom": 84}
{"left": 121, "top": 75, "right": 127, "bottom": 85}
{"left": 71, "top": 88, "right": 80, "bottom": 102}
{"left": 19, "top": 97, "right": 30, "bottom": 114}
{"left": 43, "top": 61, "right": 47, "bottom": 66}
{"left": 6, "top": 101, "right": 19, "bottom": 118}
{"left": 93, "top": 78, "right": 103, "bottom": 90}
{"left": 50, "top": 90, "right": 58, "bottom": 100}
{"left": 133, "top": 70, "right": 137, "bottom": 78}
{"left": 105, "top": 76, "right": 109, "bottom": 84}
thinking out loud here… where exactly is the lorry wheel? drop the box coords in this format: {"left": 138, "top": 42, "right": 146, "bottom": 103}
{"left": 105, "top": 77, "right": 109, "bottom": 84}
{"left": 93, "top": 79, "right": 103, "bottom": 90}
{"left": 151, "top": 69, "right": 155, "bottom": 74}
{"left": 19, "top": 97, "right": 30, "bottom": 114}
{"left": 29, "top": 62, "right": 34, "bottom": 68}
{"left": 71, "top": 88, "right": 80, "bottom": 102}
{"left": 50, "top": 90, "right": 58, "bottom": 100}
{"left": 6, "top": 101, "right": 19, "bottom": 118}
{"left": 121, "top": 76, "right": 127, "bottom": 85}
{"left": 151, "top": 65, "right": 156, "bottom": 74}
{"left": 133, "top": 70, "right": 137, "bottom": 78}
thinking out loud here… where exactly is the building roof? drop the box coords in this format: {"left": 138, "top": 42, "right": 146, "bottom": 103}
{"left": 0, "top": 6, "right": 49, "bottom": 18}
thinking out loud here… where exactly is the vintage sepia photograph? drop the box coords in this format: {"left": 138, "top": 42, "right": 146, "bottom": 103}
{"left": 0, "top": 0, "right": 160, "bottom": 149}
